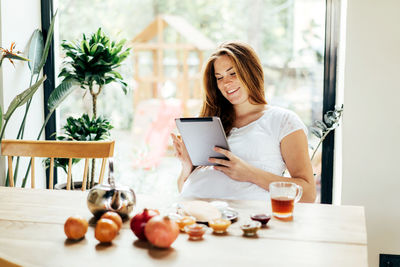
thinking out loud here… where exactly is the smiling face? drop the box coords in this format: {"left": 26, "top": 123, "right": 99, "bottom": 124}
{"left": 214, "top": 55, "right": 249, "bottom": 106}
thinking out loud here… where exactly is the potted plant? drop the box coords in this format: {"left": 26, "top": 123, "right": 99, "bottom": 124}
{"left": 48, "top": 113, "right": 113, "bottom": 190}
{"left": 57, "top": 28, "right": 130, "bottom": 183}
{"left": 58, "top": 27, "right": 130, "bottom": 118}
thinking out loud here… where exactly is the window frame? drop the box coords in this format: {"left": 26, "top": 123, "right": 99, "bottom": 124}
{"left": 41, "top": 0, "right": 58, "bottom": 187}
{"left": 41, "top": 0, "right": 340, "bottom": 203}
{"left": 321, "top": 0, "right": 341, "bottom": 204}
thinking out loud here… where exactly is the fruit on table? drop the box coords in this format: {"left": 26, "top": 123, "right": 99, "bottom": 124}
{"left": 64, "top": 215, "right": 88, "bottom": 240}
{"left": 95, "top": 218, "right": 119, "bottom": 243}
{"left": 144, "top": 215, "right": 179, "bottom": 248}
{"left": 130, "top": 209, "right": 160, "bottom": 240}
{"left": 101, "top": 211, "right": 123, "bottom": 231}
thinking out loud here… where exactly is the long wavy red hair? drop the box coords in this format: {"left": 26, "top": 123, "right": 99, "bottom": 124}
{"left": 199, "top": 41, "right": 267, "bottom": 135}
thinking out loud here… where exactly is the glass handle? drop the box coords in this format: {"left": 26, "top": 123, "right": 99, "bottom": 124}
{"left": 294, "top": 185, "right": 303, "bottom": 203}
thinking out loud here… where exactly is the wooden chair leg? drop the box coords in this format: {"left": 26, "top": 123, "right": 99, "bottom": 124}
{"left": 82, "top": 158, "right": 89, "bottom": 191}
{"left": 31, "top": 157, "right": 35, "bottom": 188}
{"left": 49, "top": 158, "right": 54, "bottom": 189}
{"left": 7, "top": 156, "right": 14, "bottom": 187}
{"left": 99, "top": 158, "right": 107, "bottom": 184}
{"left": 66, "top": 158, "right": 72, "bottom": 190}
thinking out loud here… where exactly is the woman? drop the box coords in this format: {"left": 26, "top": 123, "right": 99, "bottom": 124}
{"left": 171, "top": 41, "right": 316, "bottom": 202}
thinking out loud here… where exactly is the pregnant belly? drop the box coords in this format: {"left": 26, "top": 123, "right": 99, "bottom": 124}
{"left": 180, "top": 166, "right": 269, "bottom": 201}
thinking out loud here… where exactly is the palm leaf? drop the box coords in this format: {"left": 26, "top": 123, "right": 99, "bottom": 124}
{"left": 37, "top": 10, "right": 58, "bottom": 71}
{"left": 47, "top": 79, "right": 77, "bottom": 113}
{"left": 28, "top": 29, "right": 44, "bottom": 74}
{"left": 0, "top": 105, "right": 3, "bottom": 133}
{"left": 4, "top": 75, "right": 46, "bottom": 120}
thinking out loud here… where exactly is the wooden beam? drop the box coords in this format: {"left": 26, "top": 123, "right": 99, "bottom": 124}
{"left": 182, "top": 49, "right": 189, "bottom": 116}
{"left": 152, "top": 50, "right": 158, "bottom": 98}
{"left": 133, "top": 53, "right": 140, "bottom": 109}
{"left": 195, "top": 51, "right": 204, "bottom": 99}
{"left": 130, "top": 43, "right": 197, "bottom": 51}
{"left": 131, "top": 17, "right": 167, "bottom": 44}
{"left": 136, "top": 76, "right": 200, "bottom": 83}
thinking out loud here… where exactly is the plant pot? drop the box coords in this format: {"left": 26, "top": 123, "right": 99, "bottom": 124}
{"left": 54, "top": 181, "right": 92, "bottom": 191}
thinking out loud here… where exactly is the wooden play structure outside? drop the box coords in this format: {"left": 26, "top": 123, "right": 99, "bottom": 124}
{"left": 129, "top": 15, "right": 215, "bottom": 168}
{"left": 129, "top": 14, "right": 215, "bottom": 116}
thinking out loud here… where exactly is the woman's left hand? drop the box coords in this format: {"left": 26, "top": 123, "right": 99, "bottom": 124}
{"left": 208, "top": 147, "right": 254, "bottom": 182}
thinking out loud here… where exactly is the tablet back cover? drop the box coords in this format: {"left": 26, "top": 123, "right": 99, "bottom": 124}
{"left": 175, "top": 117, "right": 229, "bottom": 166}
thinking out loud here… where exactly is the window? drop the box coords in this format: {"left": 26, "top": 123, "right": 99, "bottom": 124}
{"left": 42, "top": 0, "right": 337, "bottom": 203}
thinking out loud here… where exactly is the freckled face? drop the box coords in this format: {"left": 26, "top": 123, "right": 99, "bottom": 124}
{"left": 214, "top": 55, "right": 249, "bottom": 105}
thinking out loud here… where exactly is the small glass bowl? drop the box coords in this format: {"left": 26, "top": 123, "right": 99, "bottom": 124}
{"left": 208, "top": 218, "right": 231, "bottom": 234}
{"left": 250, "top": 213, "right": 271, "bottom": 227}
{"left": 185, "top": 224, "right": 207, "bottom": 240}
{"left": 240, "top": 221, "right": 262, "bottom": 237}
{"left": 176, "top": 216, "right": 196, "bottom": 231}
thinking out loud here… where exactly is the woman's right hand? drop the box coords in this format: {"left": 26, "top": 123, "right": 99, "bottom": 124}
{"left": 171, "top": 133, "right": 193, "bottom": 176}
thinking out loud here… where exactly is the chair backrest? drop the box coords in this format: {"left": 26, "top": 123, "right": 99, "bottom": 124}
{"left": 1, "top": 140, "right": 115, "bottom": 190}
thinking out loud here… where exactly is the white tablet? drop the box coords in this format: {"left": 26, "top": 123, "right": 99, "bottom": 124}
{"left": 175, "top": 117, "right": 230, "bottom": 166}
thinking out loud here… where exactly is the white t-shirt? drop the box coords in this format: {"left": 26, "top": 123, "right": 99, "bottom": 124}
{"left": 180, "top": 106, "right": 308, "bottom": 201}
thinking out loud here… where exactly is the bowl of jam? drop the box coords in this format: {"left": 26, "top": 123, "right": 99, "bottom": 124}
{"left": 208, "top": 218, "right": 231, "bottom": 234}
{"left": 250, "top": 213, "right": 271, "bottom": 226}
{"left": 176, "top": 216, "right": 196, "bottom": 232}
{"left": 185, "top": 223, "right": 207, "bottom": 240}
{"left": 240, "top": 221, "right": 262, "bottom": 237}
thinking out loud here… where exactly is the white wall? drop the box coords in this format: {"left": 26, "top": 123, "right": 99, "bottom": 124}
{"left": 0, "top": 0, "right": 46, "bottom": 187}
{"left": 342, "top": 0, "right": 400, "bottom": 266}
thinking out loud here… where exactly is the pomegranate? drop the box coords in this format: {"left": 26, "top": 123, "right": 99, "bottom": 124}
{"left": 130, "top": 209, "right": 159, "bottom": 240}
{"left": 144, "top": 215, "right": 179, "bottom": 248}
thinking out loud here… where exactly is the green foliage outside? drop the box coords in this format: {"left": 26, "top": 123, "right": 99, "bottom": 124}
{"left": 58, "top": 0, "right": 325, "bottom": 131}
{"left": 57, "top": 0, "right": 326, "bottom": 198}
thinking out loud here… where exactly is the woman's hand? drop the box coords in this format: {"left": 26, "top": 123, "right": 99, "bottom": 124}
{"left": 171, "top": 133, "right": 193, "bottom": 176}
{"left": 208, "top": 147, "right": 254, "bottom": 182}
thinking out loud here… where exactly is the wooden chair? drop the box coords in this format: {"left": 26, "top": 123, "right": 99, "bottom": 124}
{"left": 1, "top": 140, "right": 115, "bottom": 190}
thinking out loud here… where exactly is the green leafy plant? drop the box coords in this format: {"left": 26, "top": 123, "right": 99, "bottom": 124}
{"left": 0, "top": 11, "right": 58, "bottom": 187}
{"left": 47, "top": 114, "right": 113, "bottom": 190}
{"left": 310, "top": 104, "right": 344, "bottom": 160}
{"left": 58, "top": 28, "right": 130, "bottom": 118}
{"left": 58, "top": 114, "right": 113, "bottom": 142}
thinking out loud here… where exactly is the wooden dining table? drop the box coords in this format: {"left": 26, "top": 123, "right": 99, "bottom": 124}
{"left": 0, "top": 186, "right": 368, "bottom": 267}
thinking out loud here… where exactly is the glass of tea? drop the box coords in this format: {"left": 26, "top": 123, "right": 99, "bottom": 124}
{"left": 269, "top": 182, "right": 302, "bottom": 220}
